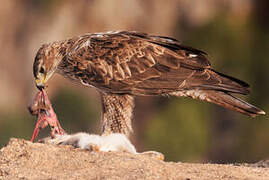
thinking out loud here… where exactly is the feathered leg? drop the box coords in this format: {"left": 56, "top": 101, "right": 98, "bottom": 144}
{"left": 100, "top": 93, "right": 135, "bottom": 137}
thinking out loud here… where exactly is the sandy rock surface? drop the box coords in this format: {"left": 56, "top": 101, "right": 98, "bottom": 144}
{"left": 0, "top": 138, "right": 268, "bottom": 180}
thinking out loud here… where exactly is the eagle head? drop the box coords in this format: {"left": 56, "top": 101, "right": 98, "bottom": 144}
{"left": 33, "top": 42, "right": 64, "bottom": 90}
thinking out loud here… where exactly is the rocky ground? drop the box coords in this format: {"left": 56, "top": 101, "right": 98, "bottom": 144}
{"left": 0, "top": 138, "right": 268, "bottom": 180}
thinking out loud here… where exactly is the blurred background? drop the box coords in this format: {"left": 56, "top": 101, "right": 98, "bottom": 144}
{"left": 0, "top": 0, "right": 268, "bottom": 163}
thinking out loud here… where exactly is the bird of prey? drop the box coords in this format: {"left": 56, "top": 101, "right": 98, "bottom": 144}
{"left": 33, "top": 31, "right": 265, "bottom": 151}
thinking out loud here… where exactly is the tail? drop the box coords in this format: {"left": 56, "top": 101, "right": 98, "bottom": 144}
{"left": 170, "top": 90, "right": 265, "bottom": 117}
{"left": 199, "top": 90, "right": 265, "bottom": 117}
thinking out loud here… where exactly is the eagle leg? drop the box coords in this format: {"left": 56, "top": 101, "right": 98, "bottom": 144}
{"left": 100, "top": 93, "right": 135, "bottom": 137}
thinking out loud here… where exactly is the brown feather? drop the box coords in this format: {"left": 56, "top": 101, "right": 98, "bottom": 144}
{"left": 33, "top": 31, "right": 264, "bottom": 125}
{"left": 169, "top": 90, "right": 265, "bottom": 117}
{"left": 100, "top": 93, "right": 134, "bottom": 137}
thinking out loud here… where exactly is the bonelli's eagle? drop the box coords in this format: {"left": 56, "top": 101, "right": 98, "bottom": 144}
{"left": 32, "top": 31, "right": 265, "bottom": 152}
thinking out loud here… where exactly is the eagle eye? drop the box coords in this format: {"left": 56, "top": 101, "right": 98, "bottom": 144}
{"left": 40, "top": 66, "right": 45, "bottom": 74}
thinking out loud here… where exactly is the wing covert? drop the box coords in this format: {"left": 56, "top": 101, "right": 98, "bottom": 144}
{"left": 63, "top": 31, "right": 244, "bottom": 96}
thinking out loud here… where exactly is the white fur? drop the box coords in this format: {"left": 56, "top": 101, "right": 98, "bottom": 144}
{"left": 50, "top": 133, "right": 136, "bottom": 154}
{"left": 99, "top": 134, "right": 136, "bottom": 153}
{"left": 75, "top": 133, "right": 102, "bottom": 149}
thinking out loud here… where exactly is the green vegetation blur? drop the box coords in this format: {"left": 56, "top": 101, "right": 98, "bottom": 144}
{"left": 0, "top": 0, "right": 268, "bottom": 163}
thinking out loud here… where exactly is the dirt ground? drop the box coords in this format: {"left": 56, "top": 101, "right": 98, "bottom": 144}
{"left": 0, "top": 138, "right": 268, "bottom": 180}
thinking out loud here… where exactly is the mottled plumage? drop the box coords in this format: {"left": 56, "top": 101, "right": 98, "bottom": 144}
{"left": 33, "top": 31, "right": 265, "bottom": 138}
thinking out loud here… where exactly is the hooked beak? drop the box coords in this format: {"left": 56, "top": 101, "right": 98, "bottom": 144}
{"left": 35, "top": 76, "right": 46, "bottom": 91}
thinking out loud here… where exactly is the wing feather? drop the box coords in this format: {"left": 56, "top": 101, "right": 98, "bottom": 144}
{"left": 63, "top": 31, "right": 249, "bottom": 95}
